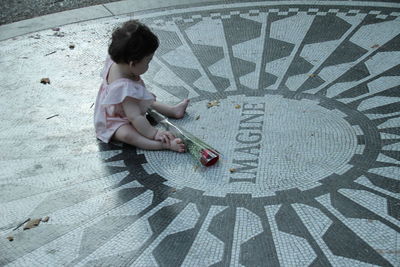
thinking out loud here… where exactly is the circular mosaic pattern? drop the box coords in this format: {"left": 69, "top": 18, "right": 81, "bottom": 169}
{"left": 142, "top": 94, "right": 360, "bottom": 197}
{"left": 0, "top": 1, "right": 399, "bottom": 267}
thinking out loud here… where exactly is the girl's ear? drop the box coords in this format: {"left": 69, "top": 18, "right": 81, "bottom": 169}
{"left": 129, "top": 61, "right": 135, "bottom": 68}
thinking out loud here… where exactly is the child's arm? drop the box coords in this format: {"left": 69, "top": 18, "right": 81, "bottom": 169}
{"left": 122, "top": 97, "right": 158, "bottom": 139}
{"left": 122, "top": 97, "right": 174, "bottom": 141}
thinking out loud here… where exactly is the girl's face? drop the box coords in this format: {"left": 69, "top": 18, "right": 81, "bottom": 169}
{"left": 130, "top": 53, "right": 154, "bottom": 76}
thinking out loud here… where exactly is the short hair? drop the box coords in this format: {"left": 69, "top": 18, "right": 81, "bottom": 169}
{"left": 108, "top": 20, "right": 159, "bottom": 64}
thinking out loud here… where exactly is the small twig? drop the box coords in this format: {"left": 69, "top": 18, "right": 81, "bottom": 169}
{"left": 90, "top": 103, "right": 94, "bottom": 109}
{"left": 45, "top": 51, "right": 57, "bottom": 56}
{"left": 46, "top": 114, "right": 59, "bottom": 120}
{"left": 13, "top": 218, "right": 30, "bottom": 231}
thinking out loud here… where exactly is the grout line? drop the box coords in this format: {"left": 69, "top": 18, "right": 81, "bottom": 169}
{"left": 102, "top": 4, "right": 116, "bottom": 16}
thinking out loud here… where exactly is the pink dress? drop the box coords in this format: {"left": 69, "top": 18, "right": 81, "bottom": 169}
{"left": 94, "top": 57, "right": 156, "bottom": 143}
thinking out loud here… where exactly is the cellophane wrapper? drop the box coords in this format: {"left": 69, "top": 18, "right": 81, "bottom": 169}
{"left": 148, "top": 110, "right": 219, "bottom": 166}
{"left": 168, "top": 125, "right": 219, "bottom": 167}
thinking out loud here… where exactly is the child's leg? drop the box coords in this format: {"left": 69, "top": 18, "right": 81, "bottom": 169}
{"left": 151, "top": 99, "right": 190, "bottom": 119}
{"left": 113, "top": 124, "right": 185, "bottom": 152}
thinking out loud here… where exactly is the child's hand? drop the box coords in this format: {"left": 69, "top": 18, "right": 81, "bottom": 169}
{"left": 154, "top": 130, "right": 175, "bottom": 144}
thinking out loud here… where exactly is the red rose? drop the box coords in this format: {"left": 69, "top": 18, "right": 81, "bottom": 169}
{"left": 200, "top": 149, "right": 219, "bottom": 166}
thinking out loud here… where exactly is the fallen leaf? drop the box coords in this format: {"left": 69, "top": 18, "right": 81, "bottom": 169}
{"left": 229, "top": 168, "right": 236, "bottom": 173}
{"left": 308, "top": 73, "right": 316, "bottom": 78}
{"left": 69, "top": 44, "right": 75, "bottom": 49}
{"left": 52, "top": 27, "right": 60, "bottom": 31}
{"left": 371, "top": 44, "right": 380, "bottom": 49}
{"left": 207, "top": 100, "right": 220, "bottom": 108}
{"left": 170, "top": 188, "right": 177, "bottom": 193}
{"left": 7, "top": 236, "right": 14, "bottom": 241}
{"left": 42, "top": 216, "right": 50, "bottom": 223}
{"left": 13, "top": 218, "right": 31, "bottom": 230}
{"left": 23, "top": 218, "right": 42, "bottom": 230}
{"left": 234, "top": 104, "right": 241, "bottom": 109}
{"left": 40, "top": 78, "right": 50, "bottom": 84}
{"left": 194, "top": 165, "right": 199, "bottom": 171}
{"left": 195, "top": 115, "right": 200, "bottom": 120}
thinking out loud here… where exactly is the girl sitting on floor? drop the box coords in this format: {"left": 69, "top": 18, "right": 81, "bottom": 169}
{"left": 94, "top": 20, "right": 189, "bottom": 152}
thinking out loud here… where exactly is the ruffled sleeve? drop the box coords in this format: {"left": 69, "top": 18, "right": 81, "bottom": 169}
{"left": 101, "top": 79, "right": 155, "bottom": 105}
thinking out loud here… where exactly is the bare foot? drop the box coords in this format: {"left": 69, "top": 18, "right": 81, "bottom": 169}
{"left": 163, "top": 138, "right": 186, "bottom": 152}
{"left": 172, "top": 99, "right": 190, "bottom": 119}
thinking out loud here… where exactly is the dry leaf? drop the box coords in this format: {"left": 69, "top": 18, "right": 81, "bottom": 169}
{"left": 308, "top": 73, "right": 316, "bottom": 78}
{"left": 7, "top": 236, "right": 14, "bottom": 241}
{"left": 229, "top": 168, "right": 236, "bottom": 173}
{"left": 42, "top": 216, "right": 50, "bottom": 223}
{"left": 207, "top": 100, "right": 220, "bottom": 108}
{"left": 52, "top": 27, "right": 60, "bottom": 31}
{"left": 170, "top": 188, "right": 177, "bottom": 193}
{"left": 371, "top": 44, "right": 380, "bottom": 49}
{"left": 195, "top": 115, "right": 200, "bottom": 120}
{"left": 69, "top": 44, "right": 75, "bottom": 49}
{"left": 40, "top": 78, "right": 50, "bottom": 84}
{"left": 194, "top": 165, "right": 199, "bottom": 171}
{"left": 23, "top": 218, "right": 41, "bottom": 230}
{"left": 234, "top": 104, "right": 241, "bottom": 109}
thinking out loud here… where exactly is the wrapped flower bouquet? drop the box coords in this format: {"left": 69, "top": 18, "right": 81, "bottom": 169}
{"left": 147, "top": 109, "right": 220, "bottom": 167}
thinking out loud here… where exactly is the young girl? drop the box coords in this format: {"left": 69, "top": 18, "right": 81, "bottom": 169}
{"left": 94, "top": 20, "right": 189, "bottom": 152}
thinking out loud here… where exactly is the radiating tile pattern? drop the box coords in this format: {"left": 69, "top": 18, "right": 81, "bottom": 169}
{"left": 0, "top": 1, "right": 399, "bottom": 266}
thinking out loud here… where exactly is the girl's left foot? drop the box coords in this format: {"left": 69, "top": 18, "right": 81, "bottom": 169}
{"left": 172, "top": 99, "right": 190, "bottom": 119}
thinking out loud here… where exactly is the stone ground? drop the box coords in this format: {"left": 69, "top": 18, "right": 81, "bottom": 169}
{"left": 0, "top": 0, "right": 399, "bottom": 266}
{"left": 1, "top": 0, "right": 399, "bottom": 25}
{"left": 0, "top": 0, "right": 121, "bottom": 25}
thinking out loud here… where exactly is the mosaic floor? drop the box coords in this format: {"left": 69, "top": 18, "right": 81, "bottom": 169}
{"left": 0, "top": 1, "right": 399, "bottom": 266}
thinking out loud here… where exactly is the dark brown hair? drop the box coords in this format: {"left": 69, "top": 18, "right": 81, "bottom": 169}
{"left": 108, "top": 20, "right": 159, "bottom": 64}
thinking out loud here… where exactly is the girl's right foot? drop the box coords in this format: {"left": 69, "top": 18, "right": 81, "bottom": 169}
{"left": 171, "top": 99, "right": 190, "bottom": 119}
{"left": 164, "top": 138, "right": 186, "bottom": 152}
